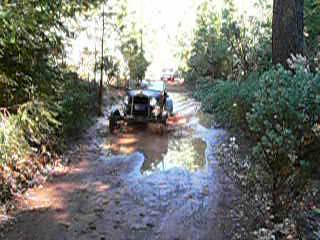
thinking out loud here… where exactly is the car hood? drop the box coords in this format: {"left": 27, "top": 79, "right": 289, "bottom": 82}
{"left": 127, "top": 89, "right": 162, "bottom": 99}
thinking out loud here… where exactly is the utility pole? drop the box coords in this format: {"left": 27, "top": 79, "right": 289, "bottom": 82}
{"left": 98, "top": 4, "right": 105, "bottom": 116}
{"left": 94, "top": 44, "right": 97, "bottom": 86}
{"left": 140, "top": 29, "right": 143, "bottom": 52}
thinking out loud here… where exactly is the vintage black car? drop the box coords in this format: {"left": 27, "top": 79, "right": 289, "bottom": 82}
{"left": 109, "top": 80, "right": 173, "bottom": 133}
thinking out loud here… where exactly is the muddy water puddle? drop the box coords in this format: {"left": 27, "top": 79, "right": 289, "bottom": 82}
{"left": 103, "top": 123, "right": 208, "bottom": 174}
{"left": 102, "top": 107, "right": 218, "bottom": 175}
{"left": 102, "top": 88, "right": 221, "bottom": 175}
{"left": 142, "top": 136, "right": 206, "bottom": 174}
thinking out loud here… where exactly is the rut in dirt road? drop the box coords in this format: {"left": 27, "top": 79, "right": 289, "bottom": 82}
{"left": 1, "top": 86, "right": 237, "bottom": 240}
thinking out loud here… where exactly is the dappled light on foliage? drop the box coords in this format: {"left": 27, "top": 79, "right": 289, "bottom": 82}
{"left": 179, "top": 0, "right": 320, "bottom": 238}
{"left": 0, "top": 0, "right": 320, "bottom": 239}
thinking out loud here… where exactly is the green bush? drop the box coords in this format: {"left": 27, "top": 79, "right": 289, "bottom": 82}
{"left": 0, "top": 112, "right": 30, "bottom": 166}
{"left": 191, "top": 77, "right": 214, "bottom": 102}
{"left": 206, "top": 60, "right": 320, "bottom": 175}
{"left": 0, "top": 0, "right": 102, "bottom": 204}
{"left": 203, "top": 80, "right": 238, "bottom": 122}
{"left": 248, "top": 63, "right": 320, "bottom": 167}
{"left": 58, "top": 75, "right": 98, "bottom": 137}
{"left": 0, "top": 74, "right": 98, "bottom": 203}
{"left": 182, "top": 1, "right": 272, "bottom": 86}
{"left": 247, "top": 61, "right": 320, "bottom": 215}
{"left": 215, "top": 61, "right": 320, "bottom": 235}
{"left": 196, "top": 59, "right": 320, "bottom": 217}
{"left": 193, "top": 73, "right": 259, "bottom": 128}
{"left": 0, "top": 101, "right": 59, "bottom": 203}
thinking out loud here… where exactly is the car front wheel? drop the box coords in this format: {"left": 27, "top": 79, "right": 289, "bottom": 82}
{"left": 109, "top": 117, "right": 116, "bottom": 134}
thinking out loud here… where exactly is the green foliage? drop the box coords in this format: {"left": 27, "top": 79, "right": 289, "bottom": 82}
{"left": 205, "top": 59, "right": 320, "bottom": 179}
{"left": 214, "top": 59, "right": 320, "bottom": 219}
{"left": 185, "top": 4, "right": 232, "bottom": 82}
{"left": 193, "top": 73, "right": 259, "bottom": 128}
{"left": 0, "top": 0, "right": 107, "bottom": 105}
{"left": 183, "top": 0, "right": 272, "bottom": 84}
{"left": 58, "top": 74, "right": 98, "bottom": 137}
{"left": 0, "top": 74, "right": 97, "bottom": 203}
{"left": 0, "top": 111, "right": 30, "bottom": 166}
{"left": 120, "top": 36, "right": 149, "bottom": 86}
{"left": 247, "top": 62, "right": 320, "bottom": 213}
{"left": 0, "top": 0, "right": 102, "bottom": 203}
{"left": 0, "top": 3, "right": 59, "bottom": 107}
{"left": 0, "top": 101, "right": 59, "bottom": 162}
{"left": 194, "top": 79, "right": 238, "bottom": 120}
{"left": 102, "top": 56, "right": 120, "bottom": 81}
{"left": 0, "top": 100, "right": 59, "bottom": 202}
{"left": 305, "top": 0, "right": 320, "bottom": 44}
{"left": 184, "top": 0, "right": 319, "bottom": 235}
{"left": 305, "top": 0, "right": 320, "bottom": 71}
{"left": 215, "top": 60, "right": 320, "bottom": 237}
{"left": 109, "top": 1, "right": 149, "bottom": 87}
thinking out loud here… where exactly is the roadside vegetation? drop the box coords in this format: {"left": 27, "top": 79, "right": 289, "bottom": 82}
{"left": 0, "top": 0, "right": 149, "bottom": 205}
{"left": 0, "top": 1, "right": 104, "bottom": 204}
{"left": 180, "top": 0, "right": 320, "bottom": 238}
{"left": 1, "top": 0, "right": 319, "bottom": 239}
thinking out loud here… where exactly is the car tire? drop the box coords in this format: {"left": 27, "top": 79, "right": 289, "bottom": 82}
{"left": 158, "top": 122, "right": 166, "bottom": 135}
{"left": 166, "top": 98, "right": 173, "bottom": 116}
{"left": 109, "top": 117, "right": 116, "bottom": 134}
{"left": 161, "top": 117, "right": 168, "bottom": 127}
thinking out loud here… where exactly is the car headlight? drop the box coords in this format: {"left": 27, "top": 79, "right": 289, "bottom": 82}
{"left": 150, "top": 97, "right": 157, "bottom": 107}
{"left": 124, "top": 96, "right": 129, "bottom": 105}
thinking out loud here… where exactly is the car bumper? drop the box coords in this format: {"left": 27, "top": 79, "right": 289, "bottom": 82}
{"left": 125, "top": 115, "right": 167, "bottom": 124}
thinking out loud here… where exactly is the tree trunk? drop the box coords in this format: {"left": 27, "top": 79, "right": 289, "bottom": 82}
{"left": 94, "top": 44, "right": 97, "bottom": 87}
{"left": 272, "top": 0, "right": 304, "bottom": 68}
{"left": 98, "top": 6, "right": 105, "bottom": 116}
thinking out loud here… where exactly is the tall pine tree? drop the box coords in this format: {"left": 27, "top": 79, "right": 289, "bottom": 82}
{"left": 272, "top": 0, "right": 304, "bottom": 68}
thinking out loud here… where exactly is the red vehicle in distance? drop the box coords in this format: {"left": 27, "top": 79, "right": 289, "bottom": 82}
{"left": 160, "top": 68, "right": 175, "bottom": 82}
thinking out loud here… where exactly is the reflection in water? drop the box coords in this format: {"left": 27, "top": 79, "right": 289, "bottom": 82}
{"left": 103, "top": 87, "right": 215, "bottom": 175}
{"left": 103, "top": 122, "right": 208, "bottom": 175}
{"left": 103, "top": 123, "right": 169, "bottom": 166}
{"left": 142, "top": 137, "right": 206, "bottom": 175}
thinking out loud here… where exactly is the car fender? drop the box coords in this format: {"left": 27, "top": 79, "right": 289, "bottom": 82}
{"left": 166, "top": 97, "right": 173, "bottom": 115}
{"left": 110, "top": 106, "right": 124, "bottom": 119}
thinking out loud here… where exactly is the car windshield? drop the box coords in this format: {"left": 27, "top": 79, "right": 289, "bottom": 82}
{"left": 162, "top": 68, "right": 174, "bottom": 73}
{"left": 163, "top": 74, "right": 172, "bottom": 77}
{"left": 142, "top": 81, "right": 164, "bottom": 91}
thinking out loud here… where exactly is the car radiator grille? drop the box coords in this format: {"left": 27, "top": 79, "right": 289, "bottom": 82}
{"left": 132, "top": 96, "right": 149, "bottom": 105}
{"left": 130, "top": 96, "right": 150, "bottom": 117}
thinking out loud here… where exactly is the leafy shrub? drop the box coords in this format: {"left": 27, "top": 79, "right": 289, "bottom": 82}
{"left": 0, "top": 0, "right": 102, "bottom": 204}
{"left": 0, "top": 74, "right": 98, "bottom": 203}
{"left": 0, "top": 102, "right": 59, "bottom": 203}
{"left": 193, "top": 72, "right": 259, "bottom": 128}
{"left": 182, "top": 1, "right": 272, "bottom": 85}
{"left": 204, "top": 80, "right": 239, "bottom": 123}
{"left": 247, "top": 59, "right": 320, "bottom": 217}
{"left": 58, "top": 74, "right": 98, "bottom": 137}
{"left": 305, "top": 0, "right": 320, "bottom": 71}
{"left": 191, "top": 77, "right": 214, "bottom": 102}
{"left": 216, "top": 138, "right": 294, "bottom": 239}
{"left": 216, "top": 60, "right": 320, "bottom": 235}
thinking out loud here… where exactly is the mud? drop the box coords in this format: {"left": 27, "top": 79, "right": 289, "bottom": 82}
{"left": 0, "top": 84, "right": 238, "bottom": 240}
{"left": 104, "top": 86, "right": 222, "bottom": 175}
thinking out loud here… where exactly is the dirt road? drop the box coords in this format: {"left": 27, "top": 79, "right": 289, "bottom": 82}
{"left": 1, "top": 84, "right": 237, "bottom": 240}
